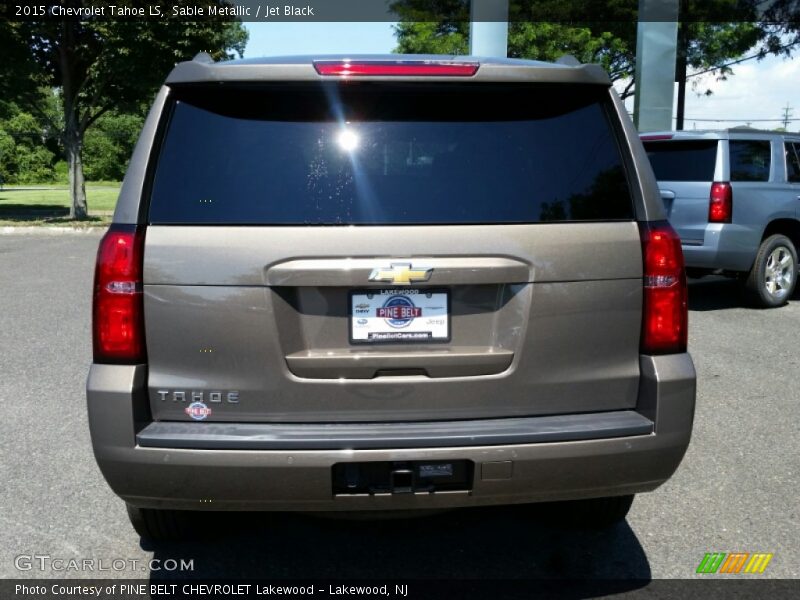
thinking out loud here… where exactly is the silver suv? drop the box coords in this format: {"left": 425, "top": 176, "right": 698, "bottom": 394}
{"left": 87, "top": 55, "right": 696, "bottom": 540}
{"left": 642, "top": 129, "right": 800, "bottom": 307}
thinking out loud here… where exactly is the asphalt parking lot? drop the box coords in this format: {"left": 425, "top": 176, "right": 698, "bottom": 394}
{"left": 1, "top": 231, "right": 798, "bottom": 581}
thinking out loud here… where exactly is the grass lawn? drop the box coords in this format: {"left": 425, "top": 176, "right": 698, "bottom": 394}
{"left": 0, "top": 183, "right": 119, "bottom": 225}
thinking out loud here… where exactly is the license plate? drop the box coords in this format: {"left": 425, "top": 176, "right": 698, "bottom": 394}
{"left": 350, "top": 289, "right": 450, "bottom": 344}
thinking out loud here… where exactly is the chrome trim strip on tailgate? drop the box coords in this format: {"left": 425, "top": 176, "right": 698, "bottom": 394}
{"left": 285, "top": 347, "right": 514, "bottom": 379}
{"left": 266, "top": 257, "right": 531, "bottom": 286}
{"left": 136, "top": 411, "right": 653, "bottom": 450}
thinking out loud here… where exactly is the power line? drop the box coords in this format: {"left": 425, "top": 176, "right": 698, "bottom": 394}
{"left": 686, "top": 39, "right": 800, "bottom": 79}
{"left": 677, "top": 117, "right": 800, "bottom": 122}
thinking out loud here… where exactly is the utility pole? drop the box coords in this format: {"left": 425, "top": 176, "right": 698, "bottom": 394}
{"left": 469, "top": 0, "right": 509, "bottom": 58}
{"left": 634, "top": 0, "right": 680, "bottom": 132}
{"left": 675, "top": 0, "right": 689, "bottom": 130}
{"left": 781, "top": 103, "right": 793, "bottom": 129}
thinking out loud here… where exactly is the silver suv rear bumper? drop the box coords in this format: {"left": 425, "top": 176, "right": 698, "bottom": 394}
{"left": 682, "top": 223, "right": 759, "bottom": 272}
{"left": 87, "top": 354, "right": 695, "bottom": 511}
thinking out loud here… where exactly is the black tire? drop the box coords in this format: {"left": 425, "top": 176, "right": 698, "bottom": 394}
{"left": 743, "top": 234, "right": 797, "bottom": 308}
{"left": 685, "top": 268, "right": 709, "bottom": 280}
{"left": 542, "top": 494, "right": 635, "bottom": 529}
{"left": 126, "top": 504, "right": 195, "bottom": 542}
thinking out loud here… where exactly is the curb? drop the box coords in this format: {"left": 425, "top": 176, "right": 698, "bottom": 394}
{"left": 1, "top": 226, "right": 105, "bottom": 235}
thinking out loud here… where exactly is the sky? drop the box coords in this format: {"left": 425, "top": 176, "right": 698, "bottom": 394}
{"left": 666, "top": 53, "right": 800, "bottom": 131}
{"left": 245, "top": 22, "right": 396, "bottom": 57}
{"left": 244, "top": 22, "right": 799, "bottom": 132}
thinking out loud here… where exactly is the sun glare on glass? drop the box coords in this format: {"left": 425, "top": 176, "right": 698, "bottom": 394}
{"left": 337, "top": 128, "right": 360, "bottom": 152}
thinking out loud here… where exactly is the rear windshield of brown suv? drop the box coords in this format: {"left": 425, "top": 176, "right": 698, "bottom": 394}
{"left": 148, "top": 83, "right": 634, "bottom": 225}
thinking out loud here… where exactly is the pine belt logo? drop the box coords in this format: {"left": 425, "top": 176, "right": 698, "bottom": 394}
{"left": 185, "top": 402, "right": 212, "bottom": 421}
{"left": 696, "top": 552, "right": 774, "bottom": 574}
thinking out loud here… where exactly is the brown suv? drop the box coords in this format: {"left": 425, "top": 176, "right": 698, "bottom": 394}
{"left": 87, "top": 55, "right": 696, "bottom": 540}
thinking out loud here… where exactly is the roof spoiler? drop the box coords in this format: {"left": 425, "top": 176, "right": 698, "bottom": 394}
{"left": 556, "top": 55, "right": 581, "bottom": 67}
{"left": 192, "top": 52, "right": 214, "bottom": 64}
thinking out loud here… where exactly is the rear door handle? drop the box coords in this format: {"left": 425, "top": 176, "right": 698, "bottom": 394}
{"left": 265, "top": 257, "right": 532, "bottom": 286}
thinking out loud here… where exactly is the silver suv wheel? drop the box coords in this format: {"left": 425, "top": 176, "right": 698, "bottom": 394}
{"left": 764, "top": 246, "right": 795, "bottom": 300}
{"left": 745, "top": 234, "right": 798, "bottom": 308}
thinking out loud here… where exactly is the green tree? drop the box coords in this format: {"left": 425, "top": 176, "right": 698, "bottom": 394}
{"left": 0, "top": 105, "right": 58, "bottom": 184}
{"left": 0, "top": 3, "right": 247, "bottom": 218}
{"left": 0, "top": 129, "right": 16, "bottom": 184}
{"left": 83, "top": 111, "right": 145, "bottom": 181}
{"left": 391, "top": 1, "right": 798, "bottom": 104}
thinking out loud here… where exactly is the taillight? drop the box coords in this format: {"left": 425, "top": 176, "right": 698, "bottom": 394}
{"left": 92, "top": 225, "right": 146, "bottom": 363}
{"left": 313, "top": 60, "right": 479, "bottom": 77}
{"left": 639, "top": 221, "right": 688, "bottom": 354}
{"left": 709, "top": 182, "right": 732, "bottom": 223}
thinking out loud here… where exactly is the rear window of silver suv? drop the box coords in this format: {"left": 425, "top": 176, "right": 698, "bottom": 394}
{"left": 787, "top": 142, "right": 800, "bottom": 183}
{"left": 644, "top": 140, "right": 717, "bottom": 182}
{"left": 645, "top": 138, "right": 775, "bottom": 183}
{"left": 729, "top": 140, "right": 770, "bottom": 182}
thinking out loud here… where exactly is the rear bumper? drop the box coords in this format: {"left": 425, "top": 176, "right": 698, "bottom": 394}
{"left": 682, "top": 223, "right": 758, "bottom": 272}
{"left": 86, "top": 354, "right": 695, "bottom": 511}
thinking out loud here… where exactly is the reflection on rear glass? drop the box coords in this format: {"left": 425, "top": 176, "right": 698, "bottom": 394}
{"left": 149, "top": 84, "right": 634, "bottom": 225}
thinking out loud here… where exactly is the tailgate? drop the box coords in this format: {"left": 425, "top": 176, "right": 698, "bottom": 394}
{"left": 657, "top": 181, "right": 713, "bottom": 243}
{"left": 644, "top": 139, "right": 720, "bottom": 243}
{"left": 144, "top": 223, "right": 642, "bottom": 422}
{"left": 142, "top": 80, "right": 643, "bottom": 423}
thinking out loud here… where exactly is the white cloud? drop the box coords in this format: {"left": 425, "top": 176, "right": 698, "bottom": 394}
{"left": 685, "top": 56, "right": 799, "bottom": 125}
{"left": 620, "top": 53, "right": 800, "bottom": 131}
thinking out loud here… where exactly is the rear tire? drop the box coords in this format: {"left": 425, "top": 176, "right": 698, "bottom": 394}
{"left": 542, "top": 494, "right": 634, "bottom": 529}
{"left": 126, "top": 504, "right": 195, "bottom": 542}
{"left": 685, "top": 267, "right": 709, "bottom": 280}
{"left": 744, "top": 235, "right": 797, "bottom": 307}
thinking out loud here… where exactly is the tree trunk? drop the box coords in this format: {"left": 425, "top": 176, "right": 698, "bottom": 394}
{"left": 65, "top": 128, "right": 88, "bottom": 220}
{"left": 60, "top": 20, "right": 88, "bottom": 220}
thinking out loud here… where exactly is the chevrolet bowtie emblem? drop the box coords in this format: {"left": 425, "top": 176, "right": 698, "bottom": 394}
{"left": 368, "top": 263, "right": 433, "bottom": 285}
